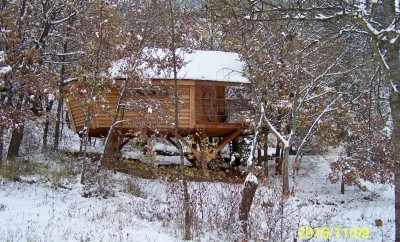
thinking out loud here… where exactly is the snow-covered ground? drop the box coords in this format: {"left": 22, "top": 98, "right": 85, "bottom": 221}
{"left": 291, "top": 151, "right": 394, "bottom": 242}
{"left": 0, "top": 138, "right": 395, "bottom": 241}
{"left": 0, "top": 151, "right": 394, "bottom": 241}
{"left": 0, "top": 179, "right": 181, "bottom": 242}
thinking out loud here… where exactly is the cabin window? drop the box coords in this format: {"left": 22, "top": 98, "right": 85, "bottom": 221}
{"left": 197, "top": 85, "right": 227, "bottom": 123}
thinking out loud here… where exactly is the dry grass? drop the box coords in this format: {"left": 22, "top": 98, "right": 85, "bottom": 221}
{"left": 0, "top": 159, "right": 48, "bottom": 180}
{"left": 113, "top": 159, "right": 244, "bottom": 183}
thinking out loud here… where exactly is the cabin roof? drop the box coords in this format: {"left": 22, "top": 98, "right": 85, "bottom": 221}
{"left": 110, "top": 49, "right": 249, "bottom": 84}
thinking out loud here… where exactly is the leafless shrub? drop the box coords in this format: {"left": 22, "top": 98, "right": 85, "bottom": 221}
{"left": 160, "top": 181, "right": 189, "bottom": 237}
{"left": 124, "top": 177, "right": 146, "bottom": 198}
{"left": 160, "top": 179, "right": 301, "bottom": 241}
{"left": 189, "top": 182, "right": 241, "bottom": 240}
{"left": 81, "top": 162, "right": 115, "bottom": 198}
{"left": 249, "top": 181, "right": 300, "bottom": 241}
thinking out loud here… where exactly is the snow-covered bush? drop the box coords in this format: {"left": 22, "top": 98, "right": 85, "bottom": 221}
{"left": 81, "top": 163, "right": 115, "bottom": 198}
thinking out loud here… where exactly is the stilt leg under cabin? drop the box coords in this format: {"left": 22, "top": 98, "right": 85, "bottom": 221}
{"left": 189, "top": 130, "right": 242, "bottom": 175}
{"left": 166, "top": 129, "right": 243, "bottom": 174}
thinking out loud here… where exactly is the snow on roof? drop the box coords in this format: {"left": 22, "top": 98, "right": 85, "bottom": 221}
{"left": 110, "top": 49, "right": 249, "bottom": 84}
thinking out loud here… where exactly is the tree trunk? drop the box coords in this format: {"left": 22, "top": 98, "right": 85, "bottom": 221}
{"left": 53, "top": 68, "right": 64, "bottom": 150}
{"left": 53, "top": 42, "right": 66, "bottom": 151}
{"left": 168, "top": 1, "right": 192, "bottom": 238}
{"left": 0, "top": 127, "right": 3, "bottom": 166}
{"left": 391, "top": 92, "right": 400, "bottom": 242}
{"left": 263, "top": 159, "right": 269, "bottom": 180}
{"left": 263, "top": 131, "right": 269, "bottom": 178}
{"left": 60, "top": 106, "right": 65, "bottom": 144}
{"left": 80, "top": 112, "right": 91, "bottom": 184}
{"left": 276, "top": 141, "right": 281, "bottom": 157}
{"left": 42, "top": 96, "right": 53, "bottom": 151}
{"left": 7, "top": 124, "right": 24, "bottom": 161}
{"left": 53, "top": 95, "right": 63, "bottom": 150}
{"left": 100, "top": 128, "right": 122, "bottom": 168}
{"left": 79, "top": 138, "right": 83, "bottom": 153}
{"left": 385, "top": 20, "right": 400, "bottom": 239}
{"left": 182, "top": 178, "right": 192, "bottom": 240}
{"left": 282, "top": 146, "right": 290, "bottom": 196}
{"left": 42, "top": 118, "right": 49, "bottom": 151}
{"left": 275, "top": 157, "right": 282, "bottom": 175}
{"left": 239, "top": 174, "right": 258, "bottom": 241}
{"left": 375, "top": 0, "right": 400, "bottom": 235}
{"left": 341, "top": 174, "right": 345, "bottom": 194}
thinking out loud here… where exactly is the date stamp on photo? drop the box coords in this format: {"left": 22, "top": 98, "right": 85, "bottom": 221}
{"left": 298, "top": 226, "right": 371, "bottom": 240}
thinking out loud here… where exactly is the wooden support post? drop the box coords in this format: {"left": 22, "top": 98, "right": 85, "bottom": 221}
{"left": 210, "top": 130, "right": 241, "bottom": 159}
{"left": 192, "top": 130, "right": 242, "bottom": 176}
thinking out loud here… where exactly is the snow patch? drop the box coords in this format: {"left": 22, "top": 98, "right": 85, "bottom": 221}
{"left": 0, "top": 181, "right": 180, "bottom": 242}
{"left": 245, "top": 172, "right": 258, "bottom": 184}
{"left": 0, "top": 65, "right": 11, "bottom": 75}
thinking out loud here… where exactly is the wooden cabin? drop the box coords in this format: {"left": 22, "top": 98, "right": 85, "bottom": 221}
{"left": 65, "top": 50, "right": 249, "bottom": 163}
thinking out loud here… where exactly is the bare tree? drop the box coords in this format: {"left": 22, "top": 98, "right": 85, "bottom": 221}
{"left": 230, "top": 0, "right": 400, "bottom": 238}
{"left": 0, "top": 0, "right": 78, "bottom": 160}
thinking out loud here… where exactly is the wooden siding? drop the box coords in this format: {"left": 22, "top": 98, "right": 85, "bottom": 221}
{"left": 66, "top": 95, "right": 87, "bottom": 132}
{"left": 66, "top": 84, "right": 192, "bottom": 134}
{"left": 64, "top": 79, "right": 245, "bottom": 138}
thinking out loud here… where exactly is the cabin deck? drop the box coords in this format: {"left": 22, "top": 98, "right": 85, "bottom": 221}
{"left": 86, "top": 123, "right": 244, "bottom": 138}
